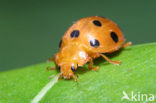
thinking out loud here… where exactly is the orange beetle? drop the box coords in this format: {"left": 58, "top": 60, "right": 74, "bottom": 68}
{"left": 48, "top": 16, "right": 131, "bottom": 82}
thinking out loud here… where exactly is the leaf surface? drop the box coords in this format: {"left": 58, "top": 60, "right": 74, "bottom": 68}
{"left": 0, "top": 43, "right": 156, "bottom": 103}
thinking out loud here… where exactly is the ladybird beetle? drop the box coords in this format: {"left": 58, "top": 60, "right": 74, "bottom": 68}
{"left": 48, "top": 16, "right": 131, "bottom": 82}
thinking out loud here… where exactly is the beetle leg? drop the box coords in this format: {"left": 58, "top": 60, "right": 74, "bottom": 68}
{"left": 58, "top": 73, "right": 63, "bottom": 80}
{"left": 46, "top": 66, "right": 56, "bottom": 71}
{"left": 123, "top": 41, "right": 132, "bottom": 47}
{"left": 72, "top": 74, "right": 78, "bottom": 82}
{"left": 88, "top": 58, "right": 99, "bottom": 71}
{"left": 100, "top": 54, "right": 121, "bottom": 65}
{"left": 47, "top": 54, "right": 56, "bottom": 62}
{"left": 47, "top": 56, "right": 55, "bottom": 62}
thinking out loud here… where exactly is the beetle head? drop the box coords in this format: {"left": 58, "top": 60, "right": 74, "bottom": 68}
{"left": 59, "top": 63, "right": 78, "bottom": 82}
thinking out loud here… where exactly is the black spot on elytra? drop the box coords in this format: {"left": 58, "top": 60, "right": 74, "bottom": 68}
{"left": 93, "top": 20, "right": 102, "bottom": 27}
{"left": 71, "top": 30, "right": 79, "bottom": 38}
{"left": 59, "top": 40, "right": 62, "bottom": 48}
{"left": 71, "top": 66, "right": 75, "bottom": 72}
{"left": 90, "top": 39, "right": 100, "bottom": 47}
{"left": 111, "top": 32, "right": 118, "bottom": 43}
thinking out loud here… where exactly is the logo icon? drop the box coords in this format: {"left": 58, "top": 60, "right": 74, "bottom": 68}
{"left": 121, "top": 91, "right": 155, "bottom": 102}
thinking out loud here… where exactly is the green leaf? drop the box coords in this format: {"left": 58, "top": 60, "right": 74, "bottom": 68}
{"left": 0, "top": 43, "right": 156, "bottom": 103}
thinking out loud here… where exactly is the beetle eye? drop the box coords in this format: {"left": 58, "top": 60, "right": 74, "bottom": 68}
{"left": 71, "top": 66, "right": 75, "bottom": 72}
{"left": 58, "top": 66, "right": 61, "bottom": 71}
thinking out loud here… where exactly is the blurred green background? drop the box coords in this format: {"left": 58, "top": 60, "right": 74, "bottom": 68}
{"left": 0, "top": 0, "right": 156, "bottom": 71}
